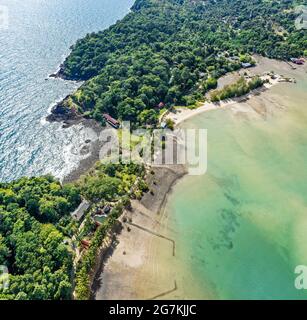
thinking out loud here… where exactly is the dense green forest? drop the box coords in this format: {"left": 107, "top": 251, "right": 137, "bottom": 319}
{"left": 57, "top": 0, "right": 307, "bottom": 126}
{"left": 0, "top": 163, "right": 146, "bottom": 300}
{"left": 0, "top": 177, "right": 80, "bottom": 299}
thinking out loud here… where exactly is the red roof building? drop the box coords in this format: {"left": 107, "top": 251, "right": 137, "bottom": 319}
{"left": 156, "top": 102, "right": 165, "bottom": 109}
{"left": 81, "top": 239, "right": 90, "bottom": 249}
{"left": 103, "top": 114, "right": 120, "bottom": 128}
{"left": 95, "top": 221, "right": 102, "bottom": 228}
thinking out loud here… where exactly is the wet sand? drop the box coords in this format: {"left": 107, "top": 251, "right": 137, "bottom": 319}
{"left": 90, "top": 56, "right": 307, "bottom": 300}
{"left": 166, "top": 56, "right": 305, "bottom": 127}
{"left": 161, "top": 64, "right": 307, "bottom": 300}
{"left": 91, "top": 165, "right": 196, "bottom": 300}
{"left": 61, "top": 55, "right": 307, "bottom": 300}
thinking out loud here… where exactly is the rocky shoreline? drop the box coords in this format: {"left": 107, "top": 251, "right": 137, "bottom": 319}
{"left": 47, "top": 62, "right": 86, "bottom": 127}
{"left": 89, "top": 55, "right": 307, "bottom": 300}
{"left": 46, "top": 96, "right": 81, "bottom": 125}
{"left": 49, "top": 63, "right": 74, "bottom": 81}
{"left": 49, "top": 64, "right": 65, "bottom": 79}
{"left": 62, "top": 119, "right": 107, "bottom": 184}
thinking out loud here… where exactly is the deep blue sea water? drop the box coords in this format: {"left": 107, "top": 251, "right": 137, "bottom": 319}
{"left": 0, "top": 0, "right": 133, "bottom": 181}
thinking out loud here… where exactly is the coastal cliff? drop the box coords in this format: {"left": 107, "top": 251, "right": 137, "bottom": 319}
{"left": 46, "top": 97, "right": 80, "bottom": 123}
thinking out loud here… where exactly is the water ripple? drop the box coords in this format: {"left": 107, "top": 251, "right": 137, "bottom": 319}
{"left": 0, "top": 0, "right": 133, "bottom": 182}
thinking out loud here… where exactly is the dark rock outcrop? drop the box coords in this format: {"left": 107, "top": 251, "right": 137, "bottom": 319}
{"left": 49, "top": 64, "right": 67, "bottom": 79}
{"left": 46, "top": 97, "right": 80, "bottom": 123}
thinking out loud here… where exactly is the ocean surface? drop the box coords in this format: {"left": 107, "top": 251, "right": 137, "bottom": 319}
{"left": 0, "top": 0, "right": 133, "bottom": 182}
{"left": 165, "top": 69, "right": 307, "bottom": 299}
{"left": 2, "top": 0, "right": 307, "bottom": 300}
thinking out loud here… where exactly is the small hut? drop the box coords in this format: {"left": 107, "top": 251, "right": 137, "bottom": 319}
{"left": 156, "top": 102, "right": 165, "bottom": 109}
{"left": 103, "top": 113, "right": 120, "bottom": 129}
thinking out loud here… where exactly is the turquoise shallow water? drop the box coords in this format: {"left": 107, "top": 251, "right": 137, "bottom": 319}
{"left": 166, "top": 74, "right": 307, "bottom": 299}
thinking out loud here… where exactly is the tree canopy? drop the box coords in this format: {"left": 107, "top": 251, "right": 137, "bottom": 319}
{"left": 0, "top": 176, "right": 80, "bottom": 300}
{"left": 58, "top": 0, "right": 307, "bottom": 126}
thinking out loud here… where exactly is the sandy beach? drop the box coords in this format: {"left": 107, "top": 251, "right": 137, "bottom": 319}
{"left": 165, "top": 55, "right": 305, "bottom": 127}
{"left": 87, "top": 55, "right": 307, "bottom": 300}
{"left": 91, "top": 164, "right": 196, "bottom": 300}
{"left": 58, "top": 54, "right": 307, "bottom": 300}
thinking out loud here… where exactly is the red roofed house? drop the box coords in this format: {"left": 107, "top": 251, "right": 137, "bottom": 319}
{"left": 156, "top": 102, "right": 165, "bottom": 109}
{"left": 81, "top": 239, "right": 90, "bottom": 249}
{"left": 103, "top": 113, "right": 120, "bottom": 129}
